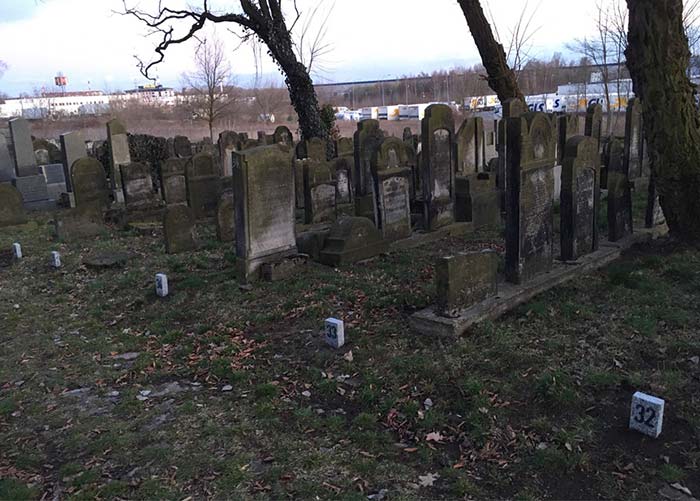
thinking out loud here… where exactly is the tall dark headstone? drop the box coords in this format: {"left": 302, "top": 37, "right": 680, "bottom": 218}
{"left": 185, "top": 153, "right": 220, "bottom": 218}
{"left": 71, "top": 157, "right": 110, "bottom": 213}
{"left": 421, "top": 104, "right": 455, "bottom": 230}
{"left": 9, "top": 118, "right": 38, "bottom": 177}
{"left": 505, "top": 112, "right": 556, "bottom": 284}
{"left": 106, "top": 119, "right": 130, "bottom": 204}
{"left": 560, "top": 136, "right": 600, "bottom": 261}
{"left": 0, "top": 184, "right": 27, "bottom": 227}
{"left": 585, "top": 103, "right": 603, "bottom": 147}
{"left": 218, "top": 131, "right": 239, "bottom": 177}
{"left": 163, "top": 205, "right": 197, "bottom": 254}
{"left": 624, "top": 98, "right": 644, "bottom": 180}
{"left": 59, "top": 131, "right": 87, "bottom": 193}
{"left": 0, "top": 133, "right": 17, "bottom": 183}
{"left": 353, "top": 120, "right": 384, "bottom": 216}
{"left": 273, "top": 126, "right": 294, "bottom": 147}
{"left": 607, "top": 138, "right": 633, "bottom": 242}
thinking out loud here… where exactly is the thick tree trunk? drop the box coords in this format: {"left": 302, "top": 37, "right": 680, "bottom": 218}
{"left": 456, "top": 0, "right": 524, "bottom": 103}
{"left": 626, "top": 0, "right": 700, "bottom": 242}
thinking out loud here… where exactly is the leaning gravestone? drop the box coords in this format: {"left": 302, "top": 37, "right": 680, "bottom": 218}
{"left": 319, "top": 216, "right": 388, "bottom": 266}
{"left": 505, "top": 112, "right": 556, "bottom": 284}
{"left": 163, "top": 205, "right": 197, "bottom": 254}
{"left": 120, "top": 162, "right": 161, "bottom": 209}
{"left": 71, "top": 157, "right": 110, "bottom": 213}
{"left": 0, "top": 184, "right": 27, "bottom": 227}
{"left": 624, "top": 98, "right": 644, "bottom": 180}
{"left": 435, "top": 250, "right": 499, "bottom": 317}
{"left": 353, "top": 120, "right": 384, "bottom": 215}
{"left": 0, "top": 133, "right": 16, "bottom": 183}
{"left": 421, "top": 104, "right": 456, "bottom": 231}
{"left": 216, "top": 192, "right": 235, "bottom": 242}
{"left": 607, "top": 138, "right": 633, "bottom": 242}
{"left": 186, "top": 153, "right": 220, "bottom": 218}
{"left": 233, "top": 144, "right": 297, "bottom": 282}
{"left": 9, "top": 117, "right": 39, "bottom": 177}
{"left": 303, "top": 160, "right": 337, "bottom": 225}
{"left": 371, "top": 137, "right": 412, "bottom": 241}
{"left": 560, "top": 136, "right": 600, "bottom": 261}
{"left": 40, "top": 164, "right": 68, "bottom": 201}
{"left": 60, "top": 131, "right": 87, "bottom": 192}
{"left": 106, "top": 119, "right": 130, "bottom": 204}
{"left": 160, "top": 158, "right": 188, "bottom": 206}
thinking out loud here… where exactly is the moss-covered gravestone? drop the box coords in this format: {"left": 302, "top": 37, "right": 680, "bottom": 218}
{"left": 353, "top": 120, "right": 384, "bottom": 206}
{"left": 455, "top": 173, "right": 500, "bottom": 229}
{"left": 59, "top": 131, "right": 87, "bottom": 193}
{"left": 173, "top": 135, "right": 192, "bottom": 158}
{"left": 421, "top": 104, "right": 456, "bottom": 231}
{"left": 585, "top": 103, "right": 603, "bottom": 149}
{"left": 435, "top": 250, "right": 499, "bottom": 317}
{"left": 303, "top": 161, "right": 337, "bottom": 225}
{"left": 371, "top": 137, "right": 412, "bottom": 241}
{"left": 218, "top": 131, "right": 239, "bottom": 177}
{"left": 9, "top": 117, "right": 39, "bottom": 176}
{"left": 106, "top": 119, "right": 130, "bottom": 204}
{"left": 233, "top": 145, "right": 297, "bottom": 282}
{"left": 71, "top": 157, "right": 110, "bottom": 213}
{"left": 560, "top": 136, "right": 600, "bottom": 261}
{"left": 216, "top": 192, "right": 235, "bottom": 242}
{"left": 607, "top": 138, "right": 633, "bottom": 242}
{"left": 319, "top": 217, "right": 388, "bottom": 266}
{"left": 505, "top": 112, "right": 556, "bottom": 284}
{"left": 163, "top": 205, "right": 197, "bottom": 254}
{"left": 120, "top": 162, "right": 161, "bottom": 209}
{"left": 160, "top": 158, "right": 188, "bottom": 206}
{"left": 273, "top": 126, "right": 294, "bottom": 147}
{"left": 333, "top": 156, "right": 353, "bottom": 205}
{"left": 0, "top": 184, "right": 27, "bottom": 227}
{"left": 185, "top": 153, "right": 220, "bottom": 219}
{"left": 455, "top": 116, "right": 484, "bottom": 177}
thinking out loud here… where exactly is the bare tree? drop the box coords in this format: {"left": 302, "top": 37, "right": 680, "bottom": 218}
{"left": 293, "top": 0, "right": 335, "bottom": 79}
{"left": 252, "top": 79, "right": 290, "bottom": 122}
{"left": 182, "top": 35, "right": 236, "bottom": 141}
{"left": 121, "top": 0, "right": 329, "bottom": 142}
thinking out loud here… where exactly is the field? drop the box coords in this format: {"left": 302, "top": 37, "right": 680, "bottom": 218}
{"left": 1, "top": 201, "right": 699, "bottom": 500}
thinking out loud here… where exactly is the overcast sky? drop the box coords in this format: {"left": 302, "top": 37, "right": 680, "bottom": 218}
{"left": 0, "top": 0, "right": 608, "bottom": 96}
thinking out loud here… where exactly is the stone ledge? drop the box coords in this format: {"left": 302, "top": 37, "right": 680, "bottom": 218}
{"left": 410, "top": 226, "right": 667, "bottom": 337}
{"left": 390, "top": 222, "right": 474, "bottom": 252}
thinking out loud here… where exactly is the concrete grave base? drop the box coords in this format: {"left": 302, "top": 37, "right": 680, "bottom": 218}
{"left": 411, "top": 227, "right": 667, "bottom": 337}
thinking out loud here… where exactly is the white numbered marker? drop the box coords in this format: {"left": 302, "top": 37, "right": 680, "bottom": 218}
{"left": 324, "top": 318, "right": 345, "bottom": 349}
{"left": 629, "top": 392, "right": 664, "bottom": 438}
{"left": 155, "top": 273, "right": 169, "bottom": 297}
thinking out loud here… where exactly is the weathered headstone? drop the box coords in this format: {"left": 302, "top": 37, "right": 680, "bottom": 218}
{"left": 505, "top": 112, "right": 556, "bottom": 284}
{"left": 337, "top": 137, "right": 353, "bottom": 158}
{"left": 53, "top": 208, "right": 106, "bottom": 242}
{"left": 645, "top": 175, "right": 666, "bottom": 228}
{"left": 233, "top": 145, "right": 297, "bottom": 282}
{"left": 306, "top": 137, "right": 327, "bottom": 162}
{"left": 106, "top": 119, "right": 130, "bottom": 204}
{"left": 624, "top": 98, "right": 644, "bottom": 180}
{"left": 13, "top": 175, "right": 49, "bottom": 205}
{"left": 303, "top": 161, "right": 337, "bottom": 225}
{"left": 218, "top": 131, "right": 239, "bottom": 177}
{"left": 160, "top": 158, "right": 188, "bottom": 206}
{"left": 435, "top": 250, "right": 499, "bottom": 317}
{"left": 607, "top": 138, "right": 633, "bottom": 242}
{"left": 585, "top": 103, "right": 603, "bottom": 148}
{"left": 421, "top": 104, "right": 455, "bottom": 231}
{"left": 273, "top": 126, "right": 294, "bottom": 147}
{"left": 185, "top": 153, "right": 220, "bottom": 218}
{"left": 173, "top": 135, "right": 192, "bottom": 158}
{"left": 0, "top": 133, "right": 16, "bottom": 183}
{"left": 0, "top": 184, "right": 27, "bottom": 227}
{"left": 120, "top": 162, "right": 161, "bottom": 209}
{"left": 497, "top": 100, "right": 527, "bottom": 197}
{"left": 353, "top": 120, "right": 384, "bottom": 215}
{"left": 9, "top": 117, "right": 39, "bottom": 177}
{"left": 216, "top": 192, "right": 235, "bottom": 242}
{"left": 560, "top": 136, "right": 600, "bottom": 261}
{"left": 163, "top": 205, "right": 197, "bottom": 254}
{"left": 59, "top": 131, "right": 86, "bottom": 193}
{"left": 35, "top": 149, "right": 50, "bottom": 166}
{"left": 40, "top": 164, "right": 68, "bottom": 200}
{"left": 455, "top": 116, "right": 484, "bottom": 176}
{"left": 371, "top": 137, "right": 412, "bottom": 241}
{"left": 455, "top": 173, "right": 500, "bottom": 229}
{"left": 319, "top": 217, "right": 388, "bottom": 266}
{"left": 71, "top": 157, "right": 110, "bottom": 213}
{"left": 333, "top": 157, "right": 354, "bottom": 205}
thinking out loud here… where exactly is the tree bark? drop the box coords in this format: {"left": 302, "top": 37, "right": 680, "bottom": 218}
{"left": 456, "top": 0, "right": 525, "bottom": 103}
{"left": 626, "top": 0, "right": 700, "bottom": 242}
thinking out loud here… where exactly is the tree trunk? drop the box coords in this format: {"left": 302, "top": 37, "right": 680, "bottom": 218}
{"left": 626, "top": 0, "right": 700, "bottom": 242}
{"left": 456, "top": 0, "right": 524, "bottom": 103}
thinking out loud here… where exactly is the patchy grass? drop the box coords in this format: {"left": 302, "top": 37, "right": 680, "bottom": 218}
{"left": 0, "top": 212, "right": 698, "bottom": 500}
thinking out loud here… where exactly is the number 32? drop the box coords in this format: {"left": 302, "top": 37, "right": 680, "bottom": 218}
{"left": 634, "top": 404, "right": 656, "bottom": 427}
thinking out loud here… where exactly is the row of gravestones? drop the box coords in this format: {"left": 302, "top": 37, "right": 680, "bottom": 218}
{"left": 433, "top": 99, "right": 648, "bottom": 318}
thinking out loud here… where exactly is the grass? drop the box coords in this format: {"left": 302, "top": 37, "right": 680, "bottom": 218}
{"left": 0, "top": 208, "right": 698, "bottom": 500}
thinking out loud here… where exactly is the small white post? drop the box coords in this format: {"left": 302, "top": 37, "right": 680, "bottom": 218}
{"left": 50, "top": 251, "right": 61, "bottom": 268}
{"left": 12, "top": 243, "right": 22, "bottom": 259}
{"left": 629, "top": 392, "right": 665, "bottom": 438}
{"left": 155, "top": 273, "right": 169, "bottom": 297}
{"left": 324, "top": 318, "right": 345, "bottom": 349}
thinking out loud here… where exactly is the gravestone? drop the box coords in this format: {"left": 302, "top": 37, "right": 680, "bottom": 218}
{"left": 624, "top": 98, "right": 644, "bottom": 180}
{"left": 319, "top": 216, "right": 388, "bottom": 266}
{"left": 585, "top": 103, "right": 603, "bottom": 148}
{"left": 0, "top": 134, "right": 16, "bottom": 182}
{"left": 13, "top": 175, "right": 49, "bottom": 205}
{"left": 32, "top": 138, "right": 62, "bottom": 165}
{"left": 421, "top": 104, "right": 455, "bottom": 231}
{"left": 333, "top": 156, "right": 354, "bottom": 205}
{"left": 186, "top": 153, "right": 220, "bottom": 218}
{"left": 9, "top": 117, "right": 39, "bottom": 177}
{"left": 371, "top": 137, "right": 412, "bottom": 241}
{"left": 306, "top": 137, "right": 327, "bottom": 162}
{"left": 163, "top": 205, "right": 197, "bottom": 254}
{"left": 160, "top": 158, "right": 188, "bottom": 206}
{"left": 40, "top": 163, "right": 68, "bottom": 200}
{"left": 497, "top": 100, "right": 527, "bottom": 198}
{"left": 106, "top": 119, "right": 130, "bottom": 204}
{"left": 337, "top": 137, "right": 353, "bottom": 158}
{"left": 120, "top": 162, "right": 161, "bottom": 209}
{"left": 0, "top": 184, "right": 27, "bottom": 227}
{"left": 303, "top": 161, "right": 337, "bottom": 225}
{"left": 60, "top": 131, "right": 87, "bottom": 192}
{"left": 218, "top": 131, "right": 239, "bottom": 177}
{"left": 71, "top": 157, "right": 110, "bottom": 213}
{"left": 216, "top": 192, "right": 235, "bottom": 242}
{"left": 645, "top": 175, "right": 666, "bottom": 228}
{"left": 505, "top": 112, "right": 556, "bottom": 284}
{"left": 607, "top": 138, "right": 633, "bottom": 242}
{"left": 293, "top": 159, "right": 306, "bottom": 209}
{"left": 273, "top": 126, "right": 294, "bottom": 146}
{"left": 455, "top": 173, "right": 500, "bottom": 229}
{"left": 35, "top": 149, "right": 50, "bottom": 166}
{"left": 353, "top": 120, "right": 384, "bottom": 214}
{"left": 232, "top": 145, "right": 297, "bottom": 282}
{"left": 435, "top": 250, "right": 499, "bottom": 317}
{"left": 54, "top": 208, "right": 106, "bottom": 242}
{"left": 455, "top": 116, "right": 484, "bottom": 176}
{"left": 560, "top": 136, "right": 600, "bottom": 261}
{"left": 173, "top": 135, "right": 192, "bottom": 158}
